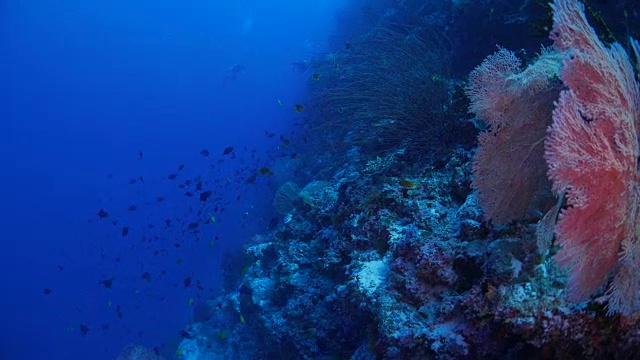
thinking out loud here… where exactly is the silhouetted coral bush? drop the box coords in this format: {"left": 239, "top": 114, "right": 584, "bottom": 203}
{"left": 308, "top": 27, "right": 455, "bottom": 163}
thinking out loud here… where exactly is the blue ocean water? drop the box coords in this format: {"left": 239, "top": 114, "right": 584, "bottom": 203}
{"left": 0, "top": 1, "right": 342, "bottom": 359}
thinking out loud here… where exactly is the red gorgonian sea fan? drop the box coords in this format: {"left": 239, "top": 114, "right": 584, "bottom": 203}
{"left": 466, "top": 48, "right": 561, "bottom": 224}
{"left": 545, "top": 0, "right": 640, "bottom": 314}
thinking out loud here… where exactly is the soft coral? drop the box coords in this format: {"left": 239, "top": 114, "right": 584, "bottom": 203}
{"left": 545, "top": 0, "right": 640, "bottom": 314}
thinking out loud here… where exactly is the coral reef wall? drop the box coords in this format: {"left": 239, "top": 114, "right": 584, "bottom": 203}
{"left": 172, "top": 1, "right": 640, "bottom": 359}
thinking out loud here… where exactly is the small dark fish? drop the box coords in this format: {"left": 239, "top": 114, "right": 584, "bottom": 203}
{"left": 141, "top": 272, "right": 152, "bottom": 282}
{"left": 247, "top": 174, "right": 257, "bottom": 184}
{"left": 99, "top": 278, "right": 114, "bottom": 289}
{"left": 223, "top": 146, "right": 234, "bottom": 155}
{"left": 100, "top": 323, "right": 109, "bottom": 331}
{"left": 147, "top": 224, "right": 154, "bottom": 229}
{"left": 345, "top": 42, "right": 352, "bottom": 50}
{"left": 183, "top": 276, "right": 192, "bottom": 288}
{"left": 79, "top": 324, "right": 90, "bottom": 337}
{"left": 115, "top": 257, "right": 121, "bottom": 263}
{"left": 97, "top": 208, "right": 110, "bottom": 219}
{"left": 178, "top": 184, "right": 185, "bottom": 189}
{"left": 179, "top": 329, "right": 194, "bottom": 339}
{"left": 178, "top": 164, "right": 185, "bottom": 171}
{"left": 257, "top": 167, "right": 274, "bottom": 176}
{"left": 187, "top": 222, "right": 199, "bottom": 230}
{"left": 312, "top": 73, "right": 321, "bottom": 80}
{"left": 121, "top": 226, "right": 129, "bottom": 237}
{"left": 200, "top": 149, "right": 210, "bottom": 157}
{"left": 156, "top": 196, "right": 165, "bottom": 202}
{"left": 199, "top": 190, "right": 212, "bottom": 202}
{"left": 128, "top": 178, "right": 137, "bottom": 185}
{"left": 116, "top": 305, "right": 123, "bottom": 319}
{"left": 265, "top": 131, "right": 275, "bottom": 138}
{"left": 196, "top": 181, "right": 203, "bottom": 191}
{"left": 290, "top": 153, "right": 298, "bottom": 159}
{"left": 43, "top": 288, "right": 52, "bottom": 295}
{"left": 293, "top": 104, "right": 304, "bottom": 113}
{"left": 57, "top": 265, "right": 65, "bottom": 271}
{"left": 138, "top": 176, "right": 145, "bottom": 183}
{"left": 127, "top": 205, "right": 137, "bottom": 212}
{"left": 177, "top": 258, "right": 184, "bottom": 265}
{"left": 185, "top": 179, "right": 192, "bottom": 185}
{"left": 138, "top": 150, "right": 143, "bottom": 160}
{"left": 168, "top": 174, "right": 178, "bottom": 180}
{"left": 185, "top": 191, "right": 194, "bottom": 197}
{"left": 165, "top": 219, "right": 172, "bottom": 227}
{"left": 174, "top": 243, "right": 181, "bottom": 248}
{"left": 280, "top": 135, "right": 290, "bottom": 146}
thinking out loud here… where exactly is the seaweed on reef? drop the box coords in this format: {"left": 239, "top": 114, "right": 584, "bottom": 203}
{"left": 531, "top": 0, "right": 555, "bottom": 39}
{"left": 582, "top": 1, "right": 617, "bottom": 44}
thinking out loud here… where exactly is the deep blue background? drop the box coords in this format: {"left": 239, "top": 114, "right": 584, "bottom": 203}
{"left": 0, "top": 1, "right": 341, "bottom": 358}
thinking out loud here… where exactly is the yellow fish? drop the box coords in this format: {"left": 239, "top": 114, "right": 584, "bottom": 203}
{"left": 277, "top": 98, "right": 284, "bottom": 107}
{"left": 188, "top": 298, "right": 194, "bottom": 306}
{"left": 107, "top": 297, "right": 112, "bottom": 307}
{"left": 209, "top": 240, "right": 215, "bottom": 248}
{"left": 209, "top": 213, "right": 216, "bottom": 224}
{"left": 176, "top": 347, "right": 184, "bottom": 357}
{"left": 399, "top": 179, "right": 419, "bottom": 189}
{"left": 240, "top": 314, "right": 245, "bottom": 324}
